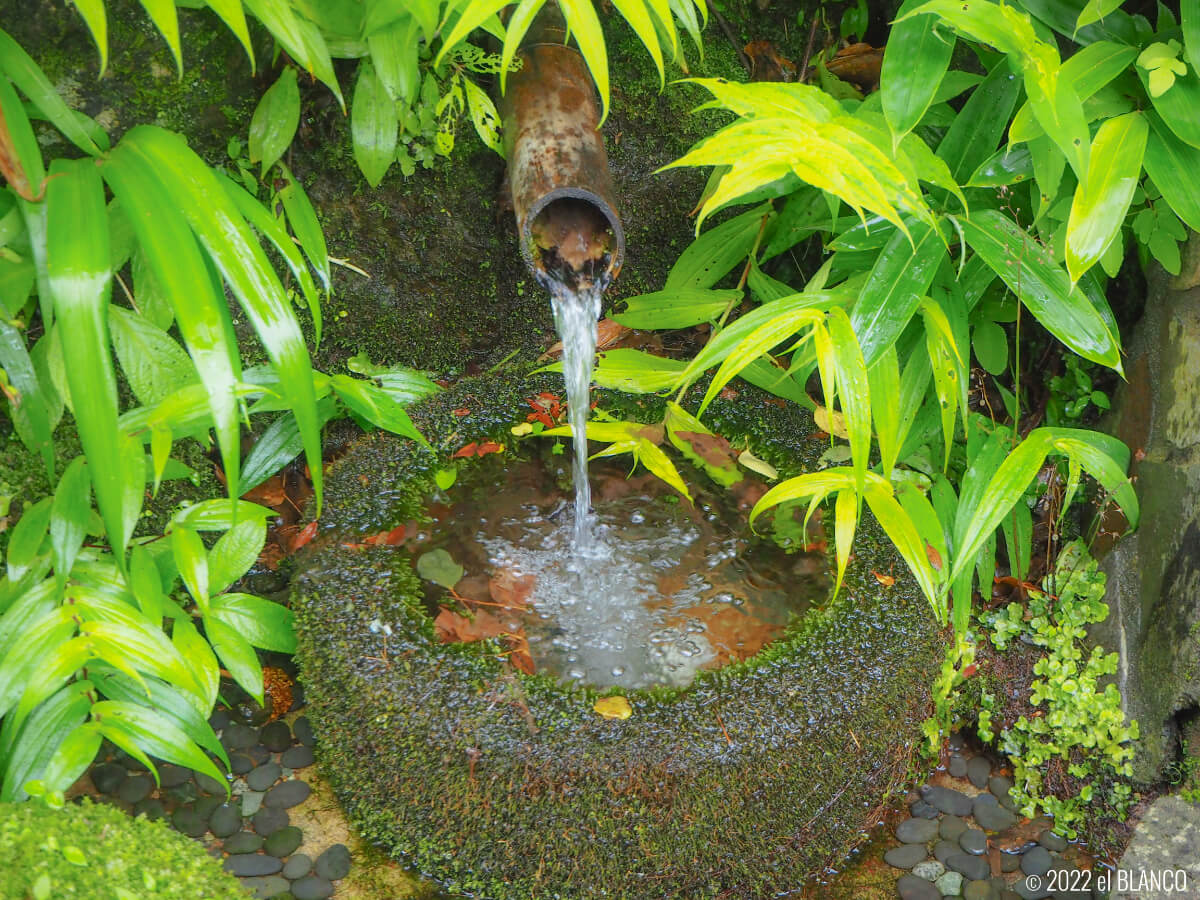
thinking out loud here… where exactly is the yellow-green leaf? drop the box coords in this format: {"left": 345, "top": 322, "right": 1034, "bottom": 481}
{"left": 1066, "top": 111, "right": 1147, "bottom": 283}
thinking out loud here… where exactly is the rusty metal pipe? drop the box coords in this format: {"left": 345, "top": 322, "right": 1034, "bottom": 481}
{"left": 499, "top": 3, "right": 625, "bottom": 292}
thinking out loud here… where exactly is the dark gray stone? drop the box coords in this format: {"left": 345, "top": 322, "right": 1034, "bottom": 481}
{"left": 247, "top": 744, "right": 271, "bottom": 765}
{"left": 910, "top": 800, "right": 939, "bottom": 819}
{"left": 230, "top": 753, "right": 256, "bottom": 775}
{"left": 261, "top": 721, "right": 293, "bottom": 752}
{"left": 293, "top": 717, "right": 314, "bottom": 747}
{"left": 158, "top": 764, "right": 192, "bottom": 788}
{"left": 222, "top": 723, "right": 259, "bottom": 751}
{"left": 280, "top": 746, "right": 315, "bottom": 769}
{"left": 1095, "top": 245, "right": 1200, "bottom": 781}
{"left": 117, "top": 774, "right": 153, "bottom": 804}
{"left": 974, "top": 795, "right": 1019, "bottom": 831}
{"left": 90, "top": 763, "right": 125, "bottom": 795}
{"left": 1038, "top": 829, "right": 1068, "bottom": 851}
{"left": 195, "top": 795, "right": 223, "bottom": 820}
{"left": 291, "top": 876, "right": 333, "bottom": 900}
{"left": 1021, "top": 846, "right": 1052, "bottom": 877}
{"left": 940, "top": 815, "right": 968, "bottom": 841}
{"left": 896, "top": 873, "right": 941, "bottom": 900}
{"left": 1115, "top": 796, "right": 1200, "bottom": 899}
{"left": 1000, "top": 851, "right": 1023, "bottom": 872}
{"left": 988, "top": 775, "right": 1014, "bottom": 800}
{"left": 958, "top": 828, "right": 987, "bottom": 855}
{"left": 946, "top": 853, "right": 990, "bottom": 881}
{"left": 224, "top": 853, "right": 284, "bottom": 877}
{"left": 934, "top": 840, "right": 960, "bottom": 864}
{"left": 922, "top": 785, "right": 974, "bottom": 816}
{"left": 171, "top": 805, "right": 207, "bottom": 837}
{"left": 238, "top": 875, "right": 291, "bottom": 899}
{"left": 224, "top": 831, "right": 264, "bottom": 854}
{"left": 196, "top": 771, "right": 230, "bottom": 795}
{"left": 113, "top": 748, "right": 148, "bottom": 771}
{"left": 1013, "top": 876, "right": 1052, "bottom": 899}
{"left": 885, "top": 843, "right": 929, "bottom": 869}
{"left": 282, "top": 853, "right": 312, "bottom": 879}
{"left": 248, "top": 762, "right": 283, "bottom": 792}
{"left": 133, "top": 797, "right": 166, "bottom": 821}
{"left": 253, "top": 806, "right": 289, "bottom": 836}
{"left": 209, "top": 708, "right": 231, "bottom": 731}
{"left": 264, "top": 825, "right": 303, "bottom": 858}
{"left": 210, "top": 801, "right": 243, "bottom": 837}
{"left": 966, "top": 756, "right": 992, "bottom": 789}
{"left": 166, "top": 781, "right": 198, "bottom": 804}
{"left": 964, "top": 880, "right": 999, "bottom": 900}
{"left": 949, "top": 754, "right": 968, "bottom": 778}
{"left": 896, "top": 817, "right": 940, "bottom": 843}
{"left": 314, "top": 844, "right": 351, "bottom": 880}
{"left": 265, "top": 780, "right": 310, "bottom": 809}
{"left": 241, "top": 790, "right": 265, "bottom": 818}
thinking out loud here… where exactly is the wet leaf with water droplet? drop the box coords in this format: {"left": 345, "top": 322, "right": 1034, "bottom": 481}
{"left": 417, "top": 548, "right": 464, "bottom": 588}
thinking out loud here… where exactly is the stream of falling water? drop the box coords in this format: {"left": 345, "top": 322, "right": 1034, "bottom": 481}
{"left": 547, "top": 280, "right": 605, "bottom": 556}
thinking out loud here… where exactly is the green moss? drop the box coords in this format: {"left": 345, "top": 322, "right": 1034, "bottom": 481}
{"left": 293, "top": 373, "right": 945, "bottom": 899}
{"left": 0, "top": 798, "right": 246, "bottom": 900}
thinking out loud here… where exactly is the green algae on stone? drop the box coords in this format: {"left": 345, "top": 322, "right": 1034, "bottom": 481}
{"left": 292, "top": 374, "right": 945, "bottom": 899}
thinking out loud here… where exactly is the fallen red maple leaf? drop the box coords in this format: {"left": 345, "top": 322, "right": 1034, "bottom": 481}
{"left": 453, "top": 442, "right": 479, "bottom": 459}
{"left": 291, "top": 520, "right": 318, "bottom": 551}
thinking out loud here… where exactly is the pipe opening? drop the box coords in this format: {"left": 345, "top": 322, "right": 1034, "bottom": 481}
{"left": 530, "top": 195, "right": 620, "bottom": 292}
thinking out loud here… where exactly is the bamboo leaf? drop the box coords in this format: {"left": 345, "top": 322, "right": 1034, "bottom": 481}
{"left": 869, "top": 345, "right": 901, "bottom": 475}
{"left": 557, "top": 0, "right": 610, "bottom": 123}
{"left": 204, "top": 618, "right": 263, "bottom": 704}
{"left": 849, "top": 220, "right": 945, "bottom": 365}
{"left": 882, "top": 0, "right": 956, "bottom": 143}
{"left": 202, "top": 0, "right": 255, "bottom": 72}
{"left": 0, "top": 317, "right": 54, "bottom": 476}
{"left": 209, "top": 520, "right": 267, "bottom": 595}
{"left": 101, "top": 138, "right": 244, "bottom": 503}
{"left": 437, "top": 0, "right": 512, "bottom": 66}
{"left": 368, "top": 17, "right": 421, "bottom": 103}
{"left": 93, "top": 700, "right": 228, "bottom": 791}
{"left": 1066, "top": 111, "right": 1147, "bottom": 283}
{"left": 49, "top": 457, "right": 90, "bottom": 589}
{"left": 113, "top": 126, "right": 324, "bottom": 513}
{"left": 138, "top": 0, "right": 183, "bottom": 76}
{"left": 665, "top": 205, "right": 770, "bottom": 289}
{"left": 218, "top": 172, "right": 321, "bottom": 338}
{"left": 0, "top": 682, "right": 91, "bottom": 802}
{"left": 0, "top": 29, "right": 102, "bottom": 158}
{"left": 209, "top": 593, "right": 296, "bottom": 653}
{"left": 833, "top": 487, "right": 856, "bottom": 593}
{"left": 935, "top": 63, "right": 1022, "bottom": 182}
{"left": 612, "top": 288, "right": 740, "bottom": 329}
{"left": 351, "top": 61, "right": 397, "bottom": 188}
{"left": 68, "top": 0, "right": 109, "bottom": 73}
{"left": 108, "top": 305, "right": 198, "bottom": 406}
{"left": 1185, "top": 0, "right": 1200, "bottom": 76}
{"left": 171, "top": 526, "right": 210, "bottom": 613}
{"left": 277, "top": 162, "right": 330, "bottom": 303}
{"left": 500, "top": 0, "right": 548, "bottom": 95}
{"left": 248, "top": 67, "right": 299, "bottom": 175}
{"left": 45, "top": 159, "right": 136, "bottom": 559}
{"left": 959, "top": 209, "right": 1121, "bottom": 371}
{"left": 1143, "top": 110, "right": 1200, "bottom": 232}
{"left": 826, "top": 307, "right": 871, "bottom": 501}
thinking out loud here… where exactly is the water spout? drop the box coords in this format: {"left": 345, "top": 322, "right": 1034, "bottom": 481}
{"left": 500, "top": 4, "right": 624, "bottom": 553}
{"left": 499, "top": 2, "right": 625, "bottom": 292}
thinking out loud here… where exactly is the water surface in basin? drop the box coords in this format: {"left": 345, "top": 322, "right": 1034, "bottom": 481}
{"left": 419, "top": 454, "right": 827, "bottom": 690}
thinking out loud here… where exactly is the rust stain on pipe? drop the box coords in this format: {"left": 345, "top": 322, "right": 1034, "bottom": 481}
{"left": 499, "top": 4, "right": 625, "bottom": 292}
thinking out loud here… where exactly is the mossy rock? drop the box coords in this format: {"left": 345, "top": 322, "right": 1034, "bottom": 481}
{"left": 292, "top": 374, "right": 945, "bottom": 898}
{"left": 0, "top": 798, "right": 246, "bottom": 900}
